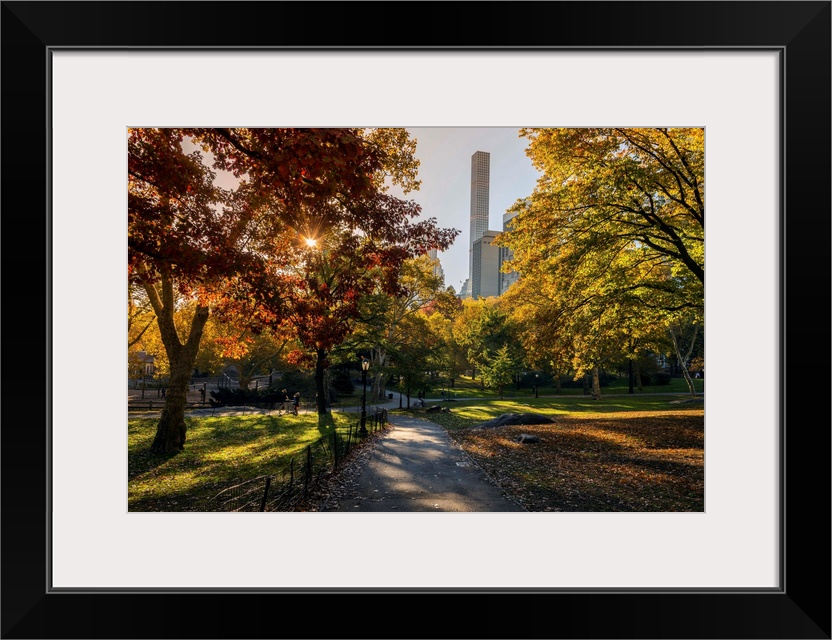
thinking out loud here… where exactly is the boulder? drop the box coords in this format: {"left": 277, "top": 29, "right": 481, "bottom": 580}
{"left": 514, "top": 434, "right": 541, "bottom": 444}
{"left": 473, "top": 412, "right": 555, "bottom": 429}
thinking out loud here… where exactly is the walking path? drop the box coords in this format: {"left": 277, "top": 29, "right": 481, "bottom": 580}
{"left": 317, "top": 412, "right": 526, "bottom": 512}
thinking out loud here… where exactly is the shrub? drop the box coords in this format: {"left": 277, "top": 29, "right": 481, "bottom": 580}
{"left": 652, "top": 371, "right": 672, "bottom": 386}
{"left": 330, "top": 366, "right": 355, "bottom": 396}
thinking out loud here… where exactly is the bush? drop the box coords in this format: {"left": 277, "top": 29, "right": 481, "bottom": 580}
{"left": 209, "top": 386, "right": 295, "bottom": 406}
{"left": 651, "top": 371, "right": 672, "bottom": 386}
{"left": 330, "top": 367, "right": 355, "bottom": 396}
{"left": 558, "top": 372, "right": 617, "bottom": 389}
{"left": 276, "top": 369, "right": 316, "bottom": 396}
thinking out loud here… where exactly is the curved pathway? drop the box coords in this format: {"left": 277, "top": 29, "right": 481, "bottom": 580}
{"left": 319, "top": 413, "right": 526, "bottom": 512}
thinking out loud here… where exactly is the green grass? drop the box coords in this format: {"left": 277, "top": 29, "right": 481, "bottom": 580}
{"left": 398, "top": 394, "right": 703, "bottom": 431}
{"left": 128, "top": 412, "right": 356, "bottom": 511}
{"left": 432, "top": 374, "right": 703, "bottom": 400}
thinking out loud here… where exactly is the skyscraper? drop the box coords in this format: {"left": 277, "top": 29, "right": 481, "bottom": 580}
{"left": 468, "top": 151, "right": 490, "bottom": 280}
{"left": 427, "top": 248, "right": 445, "bottom": 281}
{"left": 472, "top": 230, "right": 501, "bottom": 299}
{"left": 499, "top": 211, "right": 520, "bottom": 295}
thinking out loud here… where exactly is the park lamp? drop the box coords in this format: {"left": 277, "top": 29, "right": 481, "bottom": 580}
{"left": 359, "top": 357, "right": 370, "bottom": 436}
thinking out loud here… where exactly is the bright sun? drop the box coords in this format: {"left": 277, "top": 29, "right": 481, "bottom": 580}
{"left": 305, "top": 237, "right": 318, "bottom": 248}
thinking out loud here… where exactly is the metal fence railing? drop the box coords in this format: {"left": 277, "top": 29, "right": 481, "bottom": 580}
{"left": 127, "top": 400, "right": 320, "bottom": 414}
{"left": 207, "top": 408, "right": 389, "bottom": 512}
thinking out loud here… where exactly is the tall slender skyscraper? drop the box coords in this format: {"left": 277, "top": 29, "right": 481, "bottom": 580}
{"left": 468, "top": 151, "right": 490, "bottom": 279}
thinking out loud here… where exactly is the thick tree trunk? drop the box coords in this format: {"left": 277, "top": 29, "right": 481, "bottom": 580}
{"left": 238, "top": 370, "right": 254, "bottom": 392}
{"left": 370, "top": 350, "right": 388, "bottom": 403}
{"left": 143, "top": 270, "right": 210, "bottom": 454}
{"left": 150, "top": 362, "right": 191, "bottom": 453}
{"left": 315, "top": 348, "right": 328, "bottom": 414}
{"left": 635, "top": 360, "right": 643, "bottom": 391}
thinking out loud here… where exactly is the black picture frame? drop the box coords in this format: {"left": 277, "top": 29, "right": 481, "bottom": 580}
{"left": 2, "top": 1, "right": 829, "bottom": 638}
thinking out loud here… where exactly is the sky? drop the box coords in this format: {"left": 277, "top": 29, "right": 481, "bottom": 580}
{"left": 394, "top": 127, "right": 542, "bottom": 293}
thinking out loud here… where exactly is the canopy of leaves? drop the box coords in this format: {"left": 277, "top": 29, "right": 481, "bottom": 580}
{"left": 502, "top": 127, "right": 704, "bottom": 313}
{"left": 497, "top": 128, "right": 705, "bottom": 380}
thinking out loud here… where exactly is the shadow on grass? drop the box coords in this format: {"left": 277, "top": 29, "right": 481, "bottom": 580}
{"left": 317, "top": 412, "right": 337, "bottom": 435}
{"left": 127, "top": 449, "right": 181, "bottom": 480}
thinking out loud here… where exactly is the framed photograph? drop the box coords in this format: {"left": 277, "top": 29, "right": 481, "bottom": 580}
{"left": 3, "top": 1, "right": 829, "bottom": 638}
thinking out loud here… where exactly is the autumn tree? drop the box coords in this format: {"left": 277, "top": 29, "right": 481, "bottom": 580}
{"left": 192, "top": 128, "right": 456, "bottom": 416}
{"left": 388, "top": 311, "right": 441, "bottom": 408}
{"left": 130, "top": 127, "right": 458, "bottom": 450}
{"left": 194, "top": 307, "right": 291, "bottom": 390}
{"left": 499, "top": 127, "right": 704, "bottom": 396}
{"left": 425, "top": 309, "right": 467, "bottom": 395}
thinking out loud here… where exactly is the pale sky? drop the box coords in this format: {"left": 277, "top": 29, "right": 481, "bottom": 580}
{"left": 396, "top": 127, "right": 542, "bottom": 292}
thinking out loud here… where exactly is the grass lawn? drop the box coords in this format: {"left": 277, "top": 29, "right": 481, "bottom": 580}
{"left": 436, "top": 374, "right": 704, "bottom": 400}
{"left": 401, "top": 395, "right": 704, "bottom": 512}
{"left": 128, "top": 412, "right": 356, "bottom": 511}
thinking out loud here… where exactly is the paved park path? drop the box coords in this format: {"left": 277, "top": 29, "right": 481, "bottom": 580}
{"left": 318, "top": 412, "right": 526, "bottom": 513}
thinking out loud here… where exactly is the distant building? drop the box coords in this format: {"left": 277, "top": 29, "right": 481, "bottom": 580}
{"left": 472, "top": 230, "right": 501, "bottom": 299}
{"left": 459, "top": 277, "right": 472, "bottom": 299}
{"left": 499, "top": 211, "right": 519, "bottom": 295}
{"left": 427, "top": 248, "right": 445, "bottom": 281}
{"left": 468, "top": 151, "right": 490, "bottom": 281}
{"left": 130, "top": 350, "right": 156, "bottom": 379}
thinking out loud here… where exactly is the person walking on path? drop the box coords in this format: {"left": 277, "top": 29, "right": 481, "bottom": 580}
{"left": 319, "top": 413, "right": 526, "bottom": 512}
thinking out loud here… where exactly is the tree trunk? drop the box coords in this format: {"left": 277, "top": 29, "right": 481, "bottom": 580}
{"left": 150, "top": 361, "right": 191, "bottom": 453}
{"left": 635, "top": 359, "right": 643, "bottom": 391}
{"left": 314, "top": 348, "right": 328, "bottom": 414}
{"left": 669, "top": 325, "right": 699, "bottom": 396}
{"left": 143, "top": 271, "right": 209, "bottom": 454}
{"left": 238, "top": 368, "right": 254, "bottom": 392}
{"left": 591, "top": 367, "right": 602, "bottom": 399}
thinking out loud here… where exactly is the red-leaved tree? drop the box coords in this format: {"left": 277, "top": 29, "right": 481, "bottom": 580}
{"left": 129, "top": 128, "right": 458, "bottom": 451}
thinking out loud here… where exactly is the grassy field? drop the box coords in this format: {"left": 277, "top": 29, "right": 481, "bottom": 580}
{"left": 128, "top": 412, "right": 357, "bottom": 511}
{"left": 434, "top": 374, "right": 704, "bottom": 400}
{"left": 401, "top": 395, "right": 704, "bottom": 512}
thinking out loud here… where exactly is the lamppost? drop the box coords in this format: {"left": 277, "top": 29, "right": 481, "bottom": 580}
{"left": 534, "top": 373, "right": 539, "bottom": 398}
{"left": 359, "top": 357, "right": 369, "bottom": 436}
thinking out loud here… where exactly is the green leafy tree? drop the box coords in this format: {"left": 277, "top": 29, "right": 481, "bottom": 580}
{"left": 479, "top": 344, "right": 520, "bottom": 399}
{"left": 348, "top": 254, "right": 446, "bottom": 402}
{"left": 453, "top": 298, "right": 523, "bottom": 391}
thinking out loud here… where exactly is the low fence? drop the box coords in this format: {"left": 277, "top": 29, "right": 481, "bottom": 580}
{"left": 127, "top": 400, "right": 319, "bottom": 414}
{"left": 208, "top": 408, "right": 389, "bottom": 512}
